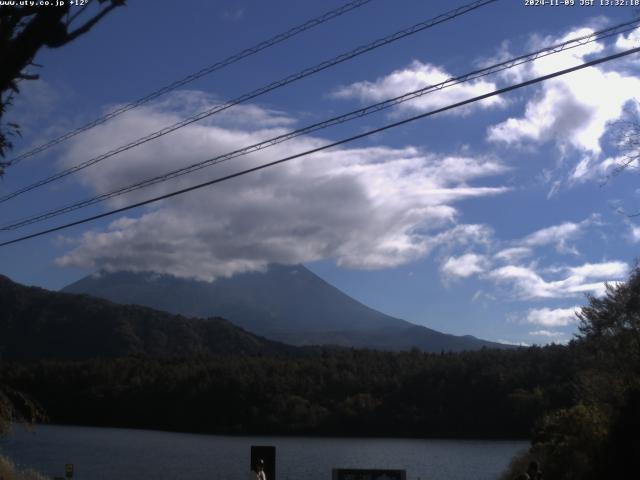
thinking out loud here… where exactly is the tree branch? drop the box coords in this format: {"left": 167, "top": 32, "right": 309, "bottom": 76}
{"left": 61, "top": 1, "right": 123, "bottom": 46}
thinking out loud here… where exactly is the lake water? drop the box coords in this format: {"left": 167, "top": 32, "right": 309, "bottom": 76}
{"left": 0, "top": 424, "right": 527, "bottom": 480}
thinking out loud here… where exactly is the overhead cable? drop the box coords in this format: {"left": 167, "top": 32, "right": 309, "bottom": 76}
{"left": 0, "top": 0, "right": 499, "bottom": 204}
{"left": 1, "top": 43, "right": 638, "bottom": 247}
{"left": 2, "top": 18, "right": 637, "bottom": 232}
{"left": 4, "top": 0, "right": 376, "bottom": 166}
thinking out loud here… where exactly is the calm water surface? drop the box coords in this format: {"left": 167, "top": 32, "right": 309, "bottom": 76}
{"left": 0, "top": 424, "right": 527, "bottom": 480}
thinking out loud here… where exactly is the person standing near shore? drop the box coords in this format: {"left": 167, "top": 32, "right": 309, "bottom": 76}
{"left": 256, "top": 459, "right": 266, "bottom": 480}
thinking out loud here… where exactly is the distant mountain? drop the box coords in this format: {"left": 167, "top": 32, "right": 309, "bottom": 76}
{"left": 63, "top": 265, "right": 509, "bottom": 352}
{"left": 0, "top": 275, "right": 290, "bottom": 361}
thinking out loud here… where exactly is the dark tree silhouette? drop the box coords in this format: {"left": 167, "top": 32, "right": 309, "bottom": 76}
{"left": 0, "top": 0, "right": 125, "bottom": 175}
{"left": 501, "top": 264, "right": 640, "bottom": 480}
{"left": 578, "top": 263, "right": 640, "bottom": 366}
{"left": 0, "top": 0, "right": 124, "bottom": 431}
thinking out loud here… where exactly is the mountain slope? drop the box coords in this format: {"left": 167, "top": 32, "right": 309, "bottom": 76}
{"left": 0, "top": 275, "right": 290, "bottom": 361}
{"left": 63, "top": 265, "right": 509, "bottom": 352}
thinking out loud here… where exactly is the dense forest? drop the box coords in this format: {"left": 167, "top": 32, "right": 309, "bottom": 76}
{"left": 0, "top": 345, "right": 576, "bottom": 439}
{"left": 1, "top": 266, "right": 640, "bottom": 479}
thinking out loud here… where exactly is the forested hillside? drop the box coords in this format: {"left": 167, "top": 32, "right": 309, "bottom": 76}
{"left": 0, "top": 275, "right": 291, "bottom": 360}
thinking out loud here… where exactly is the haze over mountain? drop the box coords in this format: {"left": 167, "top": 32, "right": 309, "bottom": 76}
{"left": 63, "top": 265, "right": 509, "bottom": 352}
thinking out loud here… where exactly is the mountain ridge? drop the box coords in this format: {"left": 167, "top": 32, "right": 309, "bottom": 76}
{"left": 62, "top": 265, "right": 510, "bottom": 352}
{"left": 0, "top": 274, "right": 292, "bottom": 361}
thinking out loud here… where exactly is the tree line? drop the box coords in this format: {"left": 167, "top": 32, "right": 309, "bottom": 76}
{"left": 1, "top": 344, "right": 577, "bottom": 439}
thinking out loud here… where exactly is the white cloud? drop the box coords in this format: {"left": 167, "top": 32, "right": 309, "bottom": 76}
{"left": 491, "top": 217, "right": 598, "bottom": 268}
{"left": 494, "top": 247, "right": 532, "bottom": 263}
{"left": 426, "top": 223, "right": 495, "bottom": 254}
{"left": 440, "top": 253, "right": 488, "bottom": 280}
{"left": 570, "top": 155, "right": 625, "bottom": 182}
{"left": 55, "top": 92, "right": 508, "bottom": 281}
{"left": 528, "top": 329, "right": 567, "bottom": 337}
{"left": 616, "top": 28, "right": 640, "bottom": 51}
{"left": 627, "top": 221, "right": 640, "bottom": 243}
{"left": 520, "top": 216, "right": 597, "bottom": 254}
{"left": 567, "top": 261, "right": 628, "bottom": 278}
{"left": 526, "top": 307, "right": 580, "bottom": 327}
{"left": 487, "top": 261, "right": 627, "bottom": 299}
{"left": 523, "top": 222, "right": 581, "bottom": 252}
{"left": 332, "top": 60, "right": 505, "bottom": 115}
{"left": 425, "top": 216, "right": 620, "bottom": 301}
{"left": 487, "top": 26, "right": 640, "bottom": 181}
{"left": 496, "top": 339, "right": 531, "bottom": 347}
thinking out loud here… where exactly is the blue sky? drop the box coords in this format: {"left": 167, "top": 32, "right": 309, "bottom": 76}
{"left": 2, "top": 0, "right": 640, "bottom": 345}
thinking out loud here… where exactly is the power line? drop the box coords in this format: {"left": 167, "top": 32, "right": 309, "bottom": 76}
{"left": 0, "top": 0, "right": 499, "bottom": 205}
{"left": 1, "top": 44, "right": 638, "bottom": 248}
{"left": 4, "top": 0, "right": 375, "bottom": 167}
{"left": 2, "top": 19, "right": 637, "bottom": 232}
